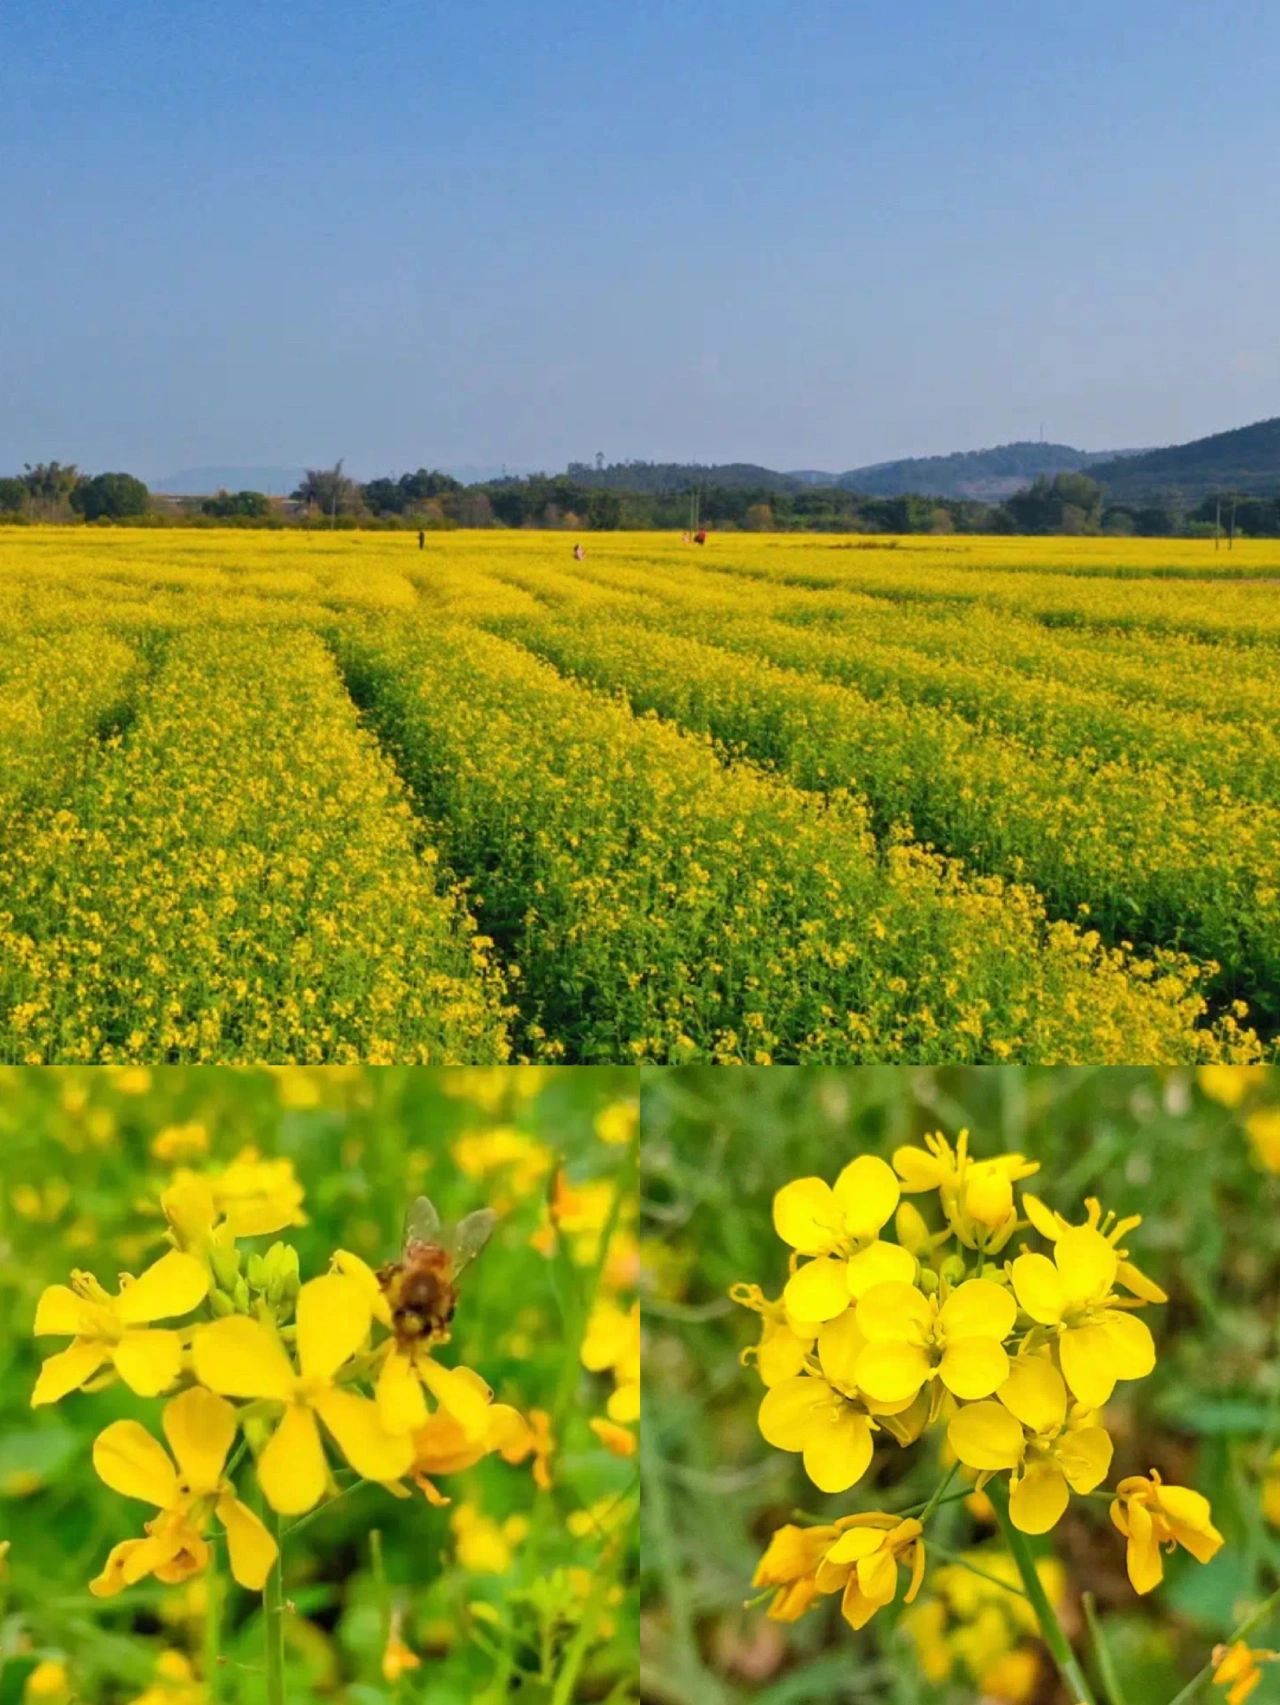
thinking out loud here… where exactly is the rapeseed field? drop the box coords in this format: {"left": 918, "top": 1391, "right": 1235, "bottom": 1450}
{"left": 0, "top": 527, "right": 1274, "bottom": 1064}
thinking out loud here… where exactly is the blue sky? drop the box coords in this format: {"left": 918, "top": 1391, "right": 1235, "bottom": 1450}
{"left": 2, "top": 0, "right": 1278, "bottom": 479}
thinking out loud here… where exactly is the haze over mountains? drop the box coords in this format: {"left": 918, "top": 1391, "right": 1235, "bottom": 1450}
{"left": 153, "top": 417, "right": 1280, "bottom": 506}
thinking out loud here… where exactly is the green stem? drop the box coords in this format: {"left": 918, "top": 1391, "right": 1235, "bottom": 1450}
{"left": 989, "top": 1479, "right": 1096, "bottom": 1705}
{"left": 1164, "top": 1585, "right": 1280, "bottom": 1705}
{"left": 263, "top": 1505, "right": 286, "bottom": 1705}
{"left": 1084, "top": 1591, "right": 1129, "bottom": 1705}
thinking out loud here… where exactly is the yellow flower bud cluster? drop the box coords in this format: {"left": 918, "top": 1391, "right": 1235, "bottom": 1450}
{"left": 737, "top": 1130, "right": 1224, "bottom": 1629}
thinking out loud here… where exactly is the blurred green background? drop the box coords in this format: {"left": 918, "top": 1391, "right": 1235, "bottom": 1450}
{"left": 640, "top": 1066, "right": 1280, "bottom": 1705}
{"left": 0, "top": 1065, "right": 638, "bottom": 1705}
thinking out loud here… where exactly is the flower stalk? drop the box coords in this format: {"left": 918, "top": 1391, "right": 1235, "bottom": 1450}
{"left": 990, "top": 1478, "right": 1096, "bottom": 1704}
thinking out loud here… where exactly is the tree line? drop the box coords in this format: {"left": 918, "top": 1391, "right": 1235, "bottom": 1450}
{"left": 4, "top": 459, "right": 1280, "bottom": 537}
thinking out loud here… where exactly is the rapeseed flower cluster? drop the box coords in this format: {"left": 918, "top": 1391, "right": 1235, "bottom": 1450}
{"left": 30, "top": 1148, "right": 529, "bottom": 1599}
{"left": 737, "top": 1132, "right": 1223, "bottom": 1635}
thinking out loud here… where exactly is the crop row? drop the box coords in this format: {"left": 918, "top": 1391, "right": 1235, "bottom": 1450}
{"left": 497, "top": 614, "right": 1280, "bottom": 1029}
{"left": 0, "top": 626, "right": 510, "bottom": 1063}
{"left": 0, "top": 630, "right": 143, "bottom": 817}
{"left": 335, "top": 618, "right": 1255, "bottom": 1065}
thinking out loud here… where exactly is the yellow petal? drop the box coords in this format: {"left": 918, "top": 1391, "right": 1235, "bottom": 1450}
{"left": 1099, "top": 1310, "right": 1156, "bottom": 1381}
{"left": 801, "top": 1406, "right": 873, "bottom": 1494}
{"left": 832, "top": 1156, "right": 900, "bottom": 1240}
{"left": 947, "top": 1400, "right": 1023, "bottom": 1471}
{"left": 939, "top": 1337, "right": 1009, "bottom": 1401}
{"left": 33, "top": 1284, "right": 94, "bottom": 1337}
{"left": 823, "top": 1527, "right": 885, "bottom": 1565}
{"left": 758, "top": 1322, "right": 809, "bottom": 1387}
{"left": 892, "top": 1146, "right": 946, "bottom": 1192}
{"left": 31, "top": 1339, "right": 109, "bottom": 1406}
{"left": 93, "top": 1420, "right": 179, "bottom": 1507}
{"left": 759, "top": 1377, "right": 833, "bottom": 1452}
{"left": 1020, "top": 1193, "right": 1062, "bottom": 1240}
{"left": 1009, "top": 1461, "right": 1069, "bottom": 1534}
{"left": 1054, "top": 1228, "right": 1118, "bottom": 1307}
{"left": 258, "top": 1405, "right": 328, "bottom": 1514}
{"left": 938, "top": 1279, "right": 1016, "bottom": 1343}
{"left": 163, "top": 1387, "right": 236, "bottom": 1493}
{"left": 1123, "top": 1500, "right": 1163, "bottom": 1594}
{"left": 1058, "top": 1323, "right": 1119, "bottom": 1407}
{"left": 783, "top": 1258, "right": 850, "bottom": 1325}
{"left": 846, "top": 1240, "right": 917, "bottom": 1299}
{"left": 1059, "top": 1424, "right": 1113, "bottom": 1493}
{"left": 855, "top": 1341, "right": 930, "bottom": 1405}
{"left": 1159, "top": 1487, "right": 1224, "bottom": 1562}
{"left": 856, "top": 1282, "right": 930, "bottom": 1343}
{"left": 89, "top": 1538, "right": 144, "bottom": 1598}
{"left": 855, "top": 1546, "right": 897, "bottom": 1606}
{"left": 816, "top": 1310, "right": 866, "bottom": 1391}
{"left": 331, "top": 1248, "right": 394, "bottom": 1326}
{"left": 295, "top": 1274, "right": 371, "bottom": 1381}
{"left": 416, "top": 1360, "right": 491, "bottom": 1440}
{"left": 314, "top": 1388, "right": 415, "bottom": 1483}
{"left": 115, "top": 1251, "right": 209, "bottom": 1325}
{"left": 998, "top": 1357, "right": 1067, "bottom": 1434}
{"left": 772, "top": 1178, "right": 840, "bottom": 1255}
{"left": 113, "top": 1329, "right": 183, "bottom": 1397}
{"left": 1010, "top": 1253, "right": 1066, "bottom": 1325}
{"left": 194, "top": 1316, "right": 295, "bottom": 1400}
{"left": 217, "top": 1493, "right": 277, "bottom": 1590}
{"left": 377, "top": 1349, "right": 429, "bottom": 1434}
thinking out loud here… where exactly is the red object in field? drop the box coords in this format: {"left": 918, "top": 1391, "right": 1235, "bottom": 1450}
{"left": 694, "top": 529, "right": 707, "bottom": 545}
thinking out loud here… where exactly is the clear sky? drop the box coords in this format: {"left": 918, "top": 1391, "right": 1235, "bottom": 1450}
{"left": 2, "top": 0, "right": 1278, "bottom": 479}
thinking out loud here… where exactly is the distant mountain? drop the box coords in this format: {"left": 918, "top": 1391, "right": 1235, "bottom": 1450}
{"left": 152, "top": 466, "right": 305, "bottom": 495}
{"left": 1089, "top": 417, "right": 1280, "bottom": 504}
{"left": 835, "top": 442, "right": 1139, "bottom": 502}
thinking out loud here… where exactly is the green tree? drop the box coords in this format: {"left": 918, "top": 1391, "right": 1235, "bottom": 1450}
{"left": 293, "top": 461, "right": 357, "bottom": 522}
{"left": 22, "top": 461, "right": 80, "bottom": 519}
{"left": 202, "top": 489, "right": 270, "bottom": 518}
{"left": 72, "top": 471, "right": 150, "bottom": 521}
{"left": 587, "top": 490, "right": 623, "bottom": 530}
{"left": 0, "top": 476, "right": 27, "bottom": 513}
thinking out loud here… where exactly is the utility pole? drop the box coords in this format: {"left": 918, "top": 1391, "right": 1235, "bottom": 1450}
{"left": 1215, "top": 496, "right": 1221, "bottom": 551}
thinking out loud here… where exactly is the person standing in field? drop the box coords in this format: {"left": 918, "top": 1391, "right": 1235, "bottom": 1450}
{"left": 418, "top": 529, "right": 425, "bottom": 549}
{"left": 573, "top": 542, "right": 585, "bottom": 561}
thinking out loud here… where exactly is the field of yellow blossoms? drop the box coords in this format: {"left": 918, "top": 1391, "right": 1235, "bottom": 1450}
{"left": 1, "top": 526, "right": 1276, "bottom": 1065}
{"left": 640, "top": 1064, "right": 1280, "bottom": 1705}
{"left": 0, "top": 1065, "right": 638, "bottom": 1704}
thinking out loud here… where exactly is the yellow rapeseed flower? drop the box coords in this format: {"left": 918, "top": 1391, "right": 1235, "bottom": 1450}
{"left": 1009, "top": 1226, "right": 1155, "bottom": 1406}
{"left": 814, "top": 1514, "right": 926, "bottom": 1631}
{"left": 773, "top": 1156, "right": 916, "bottom": 1324}
{"left": 193, "top": 1273, "right": 411, "bottom": 1512}
{"left": 855, "top": 1277, "right": 1016, "bottom": 1406}
{"left": 729, "top": 1283, "right": 817, "bottom": 1386}
{"left": 1213, "top": 1642, "right": 1279, "bottom": 1705}
{"left": 752, "top": 1519, "right": 856, "bottom": 1621}
{"left": 90, "top": 1388, "right": 276, "bottom": 1594}
{"left": 1109, "top": 1470, "right": 1224, "bottom": 1593}
{"left": 947, "top": 1357, "right": 1112, "bottom": 1531}
{"left": 32, "top": 1251, "right": 208, "bottom": 1405}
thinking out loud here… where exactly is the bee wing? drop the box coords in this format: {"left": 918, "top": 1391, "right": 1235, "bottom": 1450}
{"left": 404, "top": 1195, "right": 443, "bottom": 1249}
{"left": 451, "top": 1208, "right": 497, "bottom": 1275}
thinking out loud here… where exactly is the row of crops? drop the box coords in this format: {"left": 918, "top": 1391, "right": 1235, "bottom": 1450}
{"left": 0, "top": 528, "right": 1274, "bottom": 1063}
